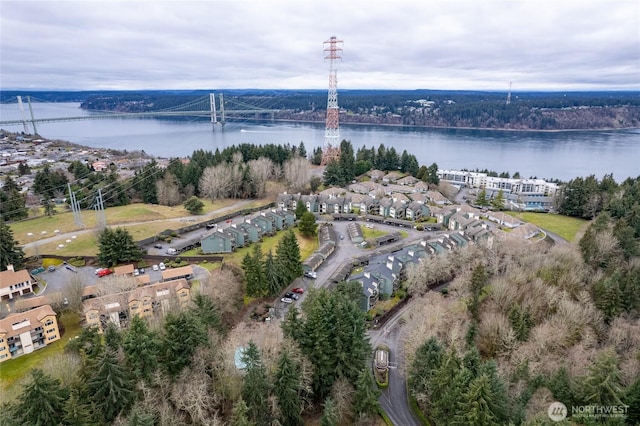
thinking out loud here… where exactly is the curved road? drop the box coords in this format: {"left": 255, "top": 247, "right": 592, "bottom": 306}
{"left": 369, "top": 303, "right": 421, "bottom": 426}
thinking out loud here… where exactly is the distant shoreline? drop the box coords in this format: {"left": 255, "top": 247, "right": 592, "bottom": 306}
{"left": 230, "top": 117, "right": 640, "bottom": 134}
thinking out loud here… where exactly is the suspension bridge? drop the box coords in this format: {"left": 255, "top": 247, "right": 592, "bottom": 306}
{"left": 0, "top": 93, "right": 285, "bottom": 132}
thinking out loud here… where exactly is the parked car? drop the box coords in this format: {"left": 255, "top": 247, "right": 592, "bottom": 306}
{"left": 65, "top": 265, "right": 77, "bottom": 273}
{"left": 304, "top": 270, "right": 317, "bottom": 279}
{"left": 292, "top": 287, "right": 305, "bottom": 294}
{"left": 280, "top": 297, "right": 293, "bottom": 304}
{"left": 159, "top": 262, "right": 166, "bottom": 270}
{"left": 134, "top": 269, "right": 140, "bottom": 276}
{"left": 98, "top": 269, "right": 113, "bottom": 277}
{"left": 140, "top": 268, "right": 145, "bottom": 274}
{"left": 153, "top": 244, "right": 163, "bottom": 249}
{"left": 285, "top": 292, "right": 299, "bottom": 301}
{"left": 48, "top": 265, "right": 56, "bottom": 272}
{"left": 152, "top": 264, "right": 159, "bottom": 271}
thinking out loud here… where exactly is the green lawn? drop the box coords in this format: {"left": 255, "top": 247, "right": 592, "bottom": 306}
{"left": 0, "top": 311, "right": 81, "bottom": 393}
{"left": 506, "top": 211, "right": 589, "bottom": 242}
{"left": 222, "top": 229, "right": 318, "bottom": 268}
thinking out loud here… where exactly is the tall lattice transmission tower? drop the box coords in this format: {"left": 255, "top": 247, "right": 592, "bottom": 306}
{"left": 506, "top": 81, "right": 512, "bottom": 105}
{"left": 321, "top": 36, "right": 343, "bottom": 165}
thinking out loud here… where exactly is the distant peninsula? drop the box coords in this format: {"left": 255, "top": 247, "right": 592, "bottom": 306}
{"left": 3, "top": 89, "right": 640, "bottom": 131}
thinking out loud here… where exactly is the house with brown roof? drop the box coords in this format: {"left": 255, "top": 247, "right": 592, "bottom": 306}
{"left": 161, "top": 265, "right": 193, "bottom": 282}
{"left": 0, "top": 265, "right": 34, "bottom": 301}
{"left": 0, "top": 304, "right": 59, "bottom": 362}
{"left": 113, "top": 264, "right": 135, "bottom": 276}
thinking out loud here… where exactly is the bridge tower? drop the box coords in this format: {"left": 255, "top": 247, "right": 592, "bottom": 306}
{"left": 506, "top": 81, "right": 512, "bottom": 105}
{"left": 321, "top": 36, "right": 343, "bottom": 166}
{"left": 210, "top": 93, "right": 218, "bottom": 125}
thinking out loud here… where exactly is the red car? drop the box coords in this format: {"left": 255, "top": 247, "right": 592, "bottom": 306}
{"left": 291, "top": 287, "right": 304, "bottom": 294}
{"left": 98, "top": 269, "right": 113, "bottom": 277}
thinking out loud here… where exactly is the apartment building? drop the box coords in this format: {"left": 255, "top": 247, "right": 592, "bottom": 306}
{"left": 0, "top": 265, "right": 35, "bottom": 301}
{"left": 0, "top": 304, "right": 60, "bottom": 362}
{"left": 83, "top": 278, "right": 191, "bottom": 332}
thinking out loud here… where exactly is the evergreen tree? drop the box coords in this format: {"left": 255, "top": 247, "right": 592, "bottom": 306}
{"left": 323, "top": 159, "right": 345, "bottom": 187}
{"left": 231, "top": 397, "right": 255, "bottom": 426}
{"left": 298, "top": 141, "right": 307, "bottom": 159}
{"left": 190, "top": 293, "right": 223, "bottom": 333}
{"left": 352, "top": 368, "right": 381, "bottom": 418}
{"left": 66, "top": 325, "right": 104, "bottom": 361}
{"left": 409, "top": 337, "right": 444, "bottom": 399}
{"left": 0, "top": 176, "right": 28, "bottom": 221}
{"left": 490, "top": 189, "right": 505, "bottom": 210}
{"left": 275, "top": 349, "right": 304, "bottom": 426}
{"left": 454, "top": 374, "right": 498, "bottom": 426}
{"left": 624, "top": 378, "right": 640, "bottom": 426}
{"left": 32, "top": 164, "right": 69, "bottom": 198}
{"left": 43, "top": 197, "right": 56, "bottom": 216}
{"left": 298, "top": 211, "right": 318, "bottom": 237}
{"left": 320, "top": 397, "right": 339, "bottom": 426}
{"left": 468, "top": 264, "right": 488, "bottom": 322}
{"left": 161, "top": 311, "right": 208, "bottom": 376}
{"left": 338, "top": 140, "right": 355, "bottom": 183}
{"left": 133, "top": 160, "right": 160, "bottom": 204}
{"left": 103, "top": 321, "right": 122, "bottom": 351}
{"left": 276, "top": 230, "right": 303, "bottom": 284}
{"left": 127, "top": 409, "right": 155, "bottom": 426}
{"left": 426, "top": 162, "right": 440, "bottom": 185}
{"left": 263, "top": 249, "right": 285, "bottom": 297}
{"left": 0, "top": 220, "right": 25, "bottom": 271}
{"left": 242, "top": 243, "right": 265, "bottom": 297}
{"left": 183, "top": 196, "right": 204, "bottom": 214}
{"left": 14, "top": 369, "right": 68, "bottom": 426}
{"left": 62, "top": 388, "right": 98, "bottom": 426}
{"left": 283, "top": 284, "right": 370, "bottom": 399}
{"left": 581, "top": 350, "right": 624, "bottom": 406}
{"left": 294, "top": 200, "right": 308, "bottom": 220}
{"left": 122, "top": 315, "right": 161, "bottom": 381}
{"left": 476, "top": 188, "right": 490, "bottom": 207}
{"left": 241, "top": 341, "right": 273, "bottom": 426}
{"left": 86, "top": 349, "right": 135, "bottom": 423}
{"left": 97, "top": 227, "right": 144, "bottom": 267}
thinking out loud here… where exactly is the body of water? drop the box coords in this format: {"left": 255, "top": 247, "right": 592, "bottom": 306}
{"left": 1, "top": 102, "right": 638, "bottom": 181}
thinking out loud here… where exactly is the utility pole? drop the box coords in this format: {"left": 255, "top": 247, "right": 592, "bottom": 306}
{"left": 95, "top": 189, "right": 106, "bottom": 230}
{"left": 68, "top": 183, "right": 84, "bottom": 227}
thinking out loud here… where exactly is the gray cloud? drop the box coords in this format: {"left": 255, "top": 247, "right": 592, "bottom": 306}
{"left": 1, "top": 0, "right": 638, "bottom": 90}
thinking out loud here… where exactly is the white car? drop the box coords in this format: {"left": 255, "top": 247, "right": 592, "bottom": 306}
{"left": 281, "top": 297, "right": 293, "bottom": 304}
{"left": 152, "top": 264, "right": 159, "bottom": 271}
{"left": 134, "top": 269, "right": 140, "bottom": 276}
{"left": 159, "top": 262, "right": 166, "bottom": 270}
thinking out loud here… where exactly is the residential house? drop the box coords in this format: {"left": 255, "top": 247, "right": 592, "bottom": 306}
{"left": 426, "top": 190, "right": 450, "bottom": 205}
{"left": 201, "top": 230, "right": 236, "bottom": 253}
{"left": 406, "top": 201, "right": 430, "bottom": 221}
{"left": 251, "top": 215, "right": 274, "bottom": 235}
{"left": 382, "top": 171, "right": 403, "bottom": 184}
{"left": 0, "top": 265, "right": 34, "bottom": 301}
{"left": 299, "top": 194, "right": 319, "bottom": 213}
{"left": 236, "top": 222, "right": 263, "bottom": 243}
{"left": 225, "top": 226, "right": 248, "bottom": 248}
{"left": 0, "top": 304, "right": 59, "bottom": 362}
{"left": 414, "top": 181, "right": 429, "bottom": 193}
{"left": 397, "top": 175, "right": 419, "bottom": 186}
{"left": 389, "top": 201, "right": 407, "bottom": 219}
{"left": 368, "top": 169, "right": 385, "bottom": 181}
{"left": 347, "top": 223, "right": 364, "bottom": 244}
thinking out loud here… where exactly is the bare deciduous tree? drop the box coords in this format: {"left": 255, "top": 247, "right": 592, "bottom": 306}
{"left": 200, "top": 164, "right": 232, "bottom": 201}
{"left": 248, "top": 157, "right": 274, "bottom": 198}
{"left": 283, "top": 157, "right": 311, "bottom": 191}
{"left": 156, "top": 171, "right": 182, "bottom": 206}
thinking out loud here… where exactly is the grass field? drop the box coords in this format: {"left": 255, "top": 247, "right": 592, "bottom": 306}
{"left": 506, "top": 211, "right": 589, "bottom": 242}
{"left": 222, "top": 229, "right": 319, "bottom": 267}
{"left": 0, "top": 312, "right": 81, "bottom": 395}
{"left": 10, "top": 198, "right": 254, "bottom": 245}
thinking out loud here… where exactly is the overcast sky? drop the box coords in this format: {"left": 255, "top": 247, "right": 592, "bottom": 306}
{"left": 1, "top": 0, "right": 638, "bottom": 91}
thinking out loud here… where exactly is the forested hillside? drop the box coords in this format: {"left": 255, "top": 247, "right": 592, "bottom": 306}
{"left": 75, "top": 89, "right": 640, "bottom": 131}
{"left": 404, "top": 176, "right": 640, "bottom": 424}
